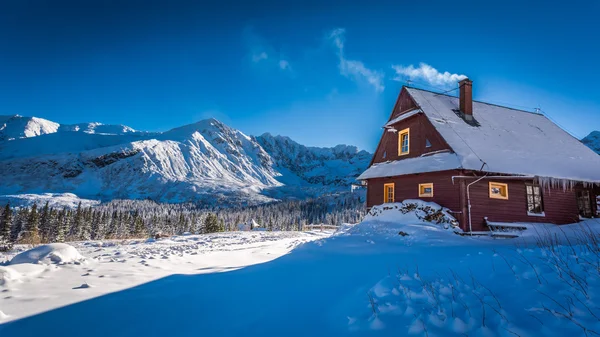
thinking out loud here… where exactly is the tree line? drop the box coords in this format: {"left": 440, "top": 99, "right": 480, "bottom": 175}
{"left": 0, "top": 192, "right": 365, "bottom": 251}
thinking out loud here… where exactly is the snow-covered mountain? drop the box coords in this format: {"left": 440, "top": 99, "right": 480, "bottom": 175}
{"left": 257, "top": 133, "right": 370, "bottom": 186}
{"left": 582, "top": 131, "right": 600, "bottom": 155}
{"left": 0, "top": 114, "right": 144, "bottom": 141}
{"left": 0, "top": 115, "right": 370, "bottom": 205}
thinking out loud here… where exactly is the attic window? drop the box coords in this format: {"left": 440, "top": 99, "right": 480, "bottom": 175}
{"left": 489, "top": 182, "right": 509, "bottom": 200}
{"left": 425, "top": 139, "right": 432, "bottom": 148}
{"left": 419, "top": 183, "right": 434, "bottom": 197}
{"left": 383, "top": 151, "right": 387, "bottom": 159}
{"left": 398, "top": 128, "right": 410, "bottom": 156}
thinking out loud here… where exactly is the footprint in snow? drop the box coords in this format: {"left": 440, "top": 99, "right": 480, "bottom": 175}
{"left": 82, "top": 272, "right": 91, "bottom": 276}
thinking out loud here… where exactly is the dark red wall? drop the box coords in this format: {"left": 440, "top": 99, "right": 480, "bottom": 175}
{"left": 371, "top": 88, "right": 451, "bottom": 165}
{"left": 389, "top": 87, "right": 419, "bottom": 120}
{"left": 366, "top": 170, "right": 463, "bottom": 217}
{"left": 467, "top": 179, "right": 583, "bottom": 231}
{"left": 366, "top": 171, "right": 596, "bottom": 231}
{"left": 371, "top": 113, "right": 452, "bottom": 164}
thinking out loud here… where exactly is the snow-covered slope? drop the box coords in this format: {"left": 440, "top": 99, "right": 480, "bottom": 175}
{"left": 58, "top": 122, "right": 137, "bottom": 135}
{"left": 582, "top": 130, "right": 600, "bottom": 154}
{"left": 257, "top": 133, "right": 371, "bottom": 187}
{"left": 0, "top": 116, "right": 370, "bottom": 205}
{"left": 0, "top": 115, "right": 141, "bottom": 142}
{"left": 0, "top": 115, "right": 60, "bottom": 141}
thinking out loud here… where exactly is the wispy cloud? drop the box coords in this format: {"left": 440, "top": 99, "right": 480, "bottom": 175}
{"left": 392, "top": 63, "right": 466, "bottom": 87}
{"left": 252, "top": 52, "right": 268, "bottom": 63}
{"left": 244, "top": 27, "right": 293, "bottom": 74}
{"left": 278, "top": 59, "right": 290, "bottom": 70}
{"left": 328, "top": 28, "right": 384, "bottom": 93}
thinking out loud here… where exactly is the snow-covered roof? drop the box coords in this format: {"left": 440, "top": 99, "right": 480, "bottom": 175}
{"left": 357, "top": 152, "right": 462, "bottom": 180}
{"left": 384, "top": 108, "right": 422, "bottom": 128}
{"left": 401, "top": 87, "right": 600, "bottom": 183}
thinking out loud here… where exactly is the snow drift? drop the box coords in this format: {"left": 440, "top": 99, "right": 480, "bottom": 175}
{"left": 10, "top": 243, "right": 84, "bottom": 265}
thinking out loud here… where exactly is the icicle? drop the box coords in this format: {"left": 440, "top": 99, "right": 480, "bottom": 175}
{"left": 535, "top": 176, "right": 599, "bottom": 192}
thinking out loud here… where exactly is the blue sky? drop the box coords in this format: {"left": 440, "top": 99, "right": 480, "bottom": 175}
{"left": 1, "top": 0, "right": 599, "bottom": 151}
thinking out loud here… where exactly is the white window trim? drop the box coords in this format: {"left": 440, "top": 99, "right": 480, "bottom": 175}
{"left": 527, "top": 211, "right": 546, "bottom": 217}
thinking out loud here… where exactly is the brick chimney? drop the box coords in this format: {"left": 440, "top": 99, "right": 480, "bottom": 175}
{"left": 459, "top": 78, "right": 473, "bottom": 121}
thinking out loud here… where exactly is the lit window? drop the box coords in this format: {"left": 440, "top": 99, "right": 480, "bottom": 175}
{"left": 425, "top": 139, "right": 432, "bottom": 148}
{"left": 398, "top": 128, "right": 410, "bottom": 155}
{"left": 384, "top": 183, "right": 395, "bottom": 203}
{"left": 526, "top": 184, "right": 544, "bottom": 214}
{"left": 489, "top": 182, "right": 509, "bottom": 200}
{"left": 419, "top": 183, "right": 433, "bottom": 197}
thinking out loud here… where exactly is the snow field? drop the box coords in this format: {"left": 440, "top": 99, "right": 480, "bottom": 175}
{"left": 0, "top": 230, "right": 330, "bottom": 323}
{"left": 1, "top": 201, "right": 599, "bottom": 337}
{"left": 341, "top": 208, "right": 600, "bottom": 337}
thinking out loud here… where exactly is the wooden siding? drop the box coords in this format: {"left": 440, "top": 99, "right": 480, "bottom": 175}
{"left": 366, "top": 170, "right": 463, "bottom": 218}
{"left": 367, "top": 171, "right": 597, "bottom": 232}
{"left": 467, "top": 179, "right": 583, "bottom": 231}
{"left": 370, "top": 88, "right": 419, "bottom": 166}
{"left": 372, "top": 113, "right": 452, "bottom": 164}
{"left": 389, "top": 87, "right": 419, "bottom": 120}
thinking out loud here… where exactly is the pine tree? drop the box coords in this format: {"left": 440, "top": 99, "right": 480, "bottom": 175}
{"left": 218, "top": 218, "right": 225, "bottom": 232}
{"left": 72, "top": 202, "right": 84, "bottom": 240}
{"left": 204, "top": 213, "right": 219, "bottom": 233}
{"left": 0, "top": 204, "right": 13, "bottom": 251}
{"left": 133, "top": 211, "right": 146, "bottom": 238}
{"left": 11, "top": 208, "right": 27, "bottom": 242}
{"left": 21, "top": 203, "right": 41, "bottom": 245}
{"left": 39, "top": 201, "right": 51, "bottom": 243}
{"left": 55, "top": 208, "right": 68, "bottom": 243}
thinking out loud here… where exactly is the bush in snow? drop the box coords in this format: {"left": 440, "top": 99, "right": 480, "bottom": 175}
{"left": 365, "top": 200, "right": 459, "bottom": 228}
{"left": 10, "top": 243, "right": 84, "bottom": 265}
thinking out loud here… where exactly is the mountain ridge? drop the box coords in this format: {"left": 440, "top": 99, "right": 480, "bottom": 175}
{"left": 0, "top": 115, "right": 370, "bottom": 206}
{"left": 582, "top": 131, "right": 600, "bottom": 155}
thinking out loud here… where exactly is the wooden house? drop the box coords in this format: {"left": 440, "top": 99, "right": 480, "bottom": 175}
{"left": 358, "top": 79, "right": 600, "bottom": 233}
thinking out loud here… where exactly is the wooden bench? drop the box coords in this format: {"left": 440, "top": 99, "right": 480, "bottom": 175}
{"left": 484, "top": 217, "right": 528, "bottom": 238}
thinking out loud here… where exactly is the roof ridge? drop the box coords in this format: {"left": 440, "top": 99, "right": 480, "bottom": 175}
{"left": 404, "top": 86, "right": 544, "bottom": 116}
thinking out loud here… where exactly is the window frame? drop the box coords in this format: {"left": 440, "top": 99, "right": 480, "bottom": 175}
{"left": 398, "top": 128, "right": 410, "bottom": 156}
{"left": 525, "top": 183, "right": 544, "bottom": 215}
{"left": 489, "top": 182, "right": 509, "bottom": 200}
{"left": 418, "top": 183, "right": 434, "bottom": 198}
{"left": 383, "top": 183, "right": 395, "bottom": 203}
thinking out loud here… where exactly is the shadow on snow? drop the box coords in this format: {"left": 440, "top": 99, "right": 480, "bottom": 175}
{"left": 0, "top": 235, "right": 432, "bottom": 337}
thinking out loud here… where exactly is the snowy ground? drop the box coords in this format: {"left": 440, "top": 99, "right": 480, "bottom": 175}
{"left": 0, "top": 231, "right": 329, "bottom": 326}
{"left": 1, "top": 202, "right": 599, "bottom": 337}
{"left": 0, "top": 192, "right": 100, "bottom": 209}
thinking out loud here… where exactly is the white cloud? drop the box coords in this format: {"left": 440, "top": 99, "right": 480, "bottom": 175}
{"left": 245, "top": 27, "right": 292, "bottom": 74}
{"left": 252, "top": 52, "right": 268, "bottom": 63}
{"left": 328, "top": 28, "right": 384, "bottom": 92}
{"left": 392, "top": 63, "right": 467, "bottom": 87}
{"left": 278, "top": 59, "right": 290, "bottom": 70}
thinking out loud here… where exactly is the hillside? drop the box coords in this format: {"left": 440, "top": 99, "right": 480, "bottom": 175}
{"left": 0, "top": 115, "right": 370, "bottom": 205}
